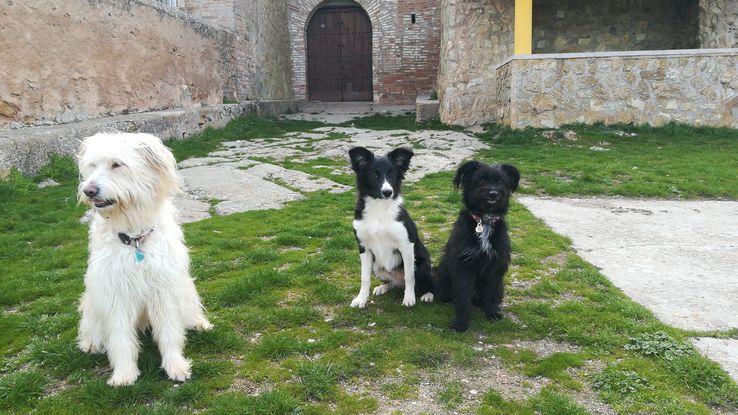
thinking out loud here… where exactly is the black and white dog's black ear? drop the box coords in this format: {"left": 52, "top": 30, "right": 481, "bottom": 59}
{"left": 387, "top": 147, "right": 413, "bottom": 174}
{"left": 500, "top": 164, "right": 520, "bottom": 192}
{"left": 453, "top": 160, "right": 486, "bottom": 189}
{"left": 349, "top": 147, "right": 374, "bottom": 172}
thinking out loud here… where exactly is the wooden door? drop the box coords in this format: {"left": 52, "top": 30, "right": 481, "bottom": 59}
{"left": 307, "top": 7, "right": 372, "bottom": 101}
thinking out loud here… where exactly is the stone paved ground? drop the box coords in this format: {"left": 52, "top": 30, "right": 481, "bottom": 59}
{"left": 174, "top": 126, "right": 488, "bottom": 222}
{"left": 518, "top": 196, "right": 738, "bottom": 381}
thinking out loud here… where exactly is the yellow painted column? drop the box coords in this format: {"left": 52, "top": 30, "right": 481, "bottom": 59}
{"left": 514, "top": 0, "right": 533, "bottom": 55}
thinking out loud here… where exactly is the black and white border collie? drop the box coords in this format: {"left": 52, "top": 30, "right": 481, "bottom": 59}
{"left": 348, "top": 146, "right": 434, "bottom": 308}
{"left": 434, "top": 161, "right": 520, "bottom": 331}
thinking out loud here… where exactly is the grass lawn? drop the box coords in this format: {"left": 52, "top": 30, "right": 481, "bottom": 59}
{"left": 1, "top": 115, "right": 737, "bottom": 414}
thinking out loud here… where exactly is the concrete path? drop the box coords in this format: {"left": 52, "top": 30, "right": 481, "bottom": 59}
{"left": 518, "top": 196, "right": 738, "bottom": 380}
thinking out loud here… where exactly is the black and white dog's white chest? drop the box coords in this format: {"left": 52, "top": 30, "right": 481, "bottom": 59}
{"left": 353, "top": 197, "right": 409, "bottom": 273}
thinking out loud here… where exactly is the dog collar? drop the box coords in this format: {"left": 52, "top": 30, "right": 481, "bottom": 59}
{"left": 118, "top": 229, "right": 153, "bottom": 263}
{"left": 470, "top": 213, "right": 501, "bottom": 234}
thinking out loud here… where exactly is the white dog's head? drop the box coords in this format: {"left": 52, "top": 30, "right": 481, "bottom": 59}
{"left": 77, "top": 132, "right": 181, "bottom": 220}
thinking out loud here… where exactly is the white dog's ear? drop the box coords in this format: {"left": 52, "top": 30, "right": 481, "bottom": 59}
{"left": 137, "top": 138, "right": 181, "bottom": 194}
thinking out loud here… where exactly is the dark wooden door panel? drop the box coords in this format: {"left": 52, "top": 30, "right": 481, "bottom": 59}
{"left": 307, "top": 7, "right": 372, "bottom": 102}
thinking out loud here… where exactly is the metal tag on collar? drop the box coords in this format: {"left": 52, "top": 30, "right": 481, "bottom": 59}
{"left": 134, "top": 239, "right": 145, "bottom": 263}
{"left": 475, "top": 222, "right": 484, "bottom": 234}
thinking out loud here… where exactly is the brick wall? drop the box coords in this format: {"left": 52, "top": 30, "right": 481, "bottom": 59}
{"left": 288, "top": 0, "right": 441, "bottom": 104}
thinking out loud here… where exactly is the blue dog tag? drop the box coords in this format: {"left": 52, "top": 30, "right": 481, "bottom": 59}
{"left": 134, "top": 240, "right": 145, "bottom": 263}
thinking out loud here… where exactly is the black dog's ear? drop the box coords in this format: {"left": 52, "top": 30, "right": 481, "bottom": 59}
{"left": 453, "top": 160, "right": 486, "bottom": 189}
{"left": 387, "top": 147, "right": 413, "bottom": 174}
{"left": 349, "top": 147, "right": 374, "bottom": 172}
{"left": 500, "top": 164, "right": 520, "bottom": 192}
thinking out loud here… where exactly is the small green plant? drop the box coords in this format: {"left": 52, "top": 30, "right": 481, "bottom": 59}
{"left": 592, "top": 366, "right": 651, "bottom": 395}
{"left": 430, "top": 90, "right": 438, "bottom": 100}
{"left": 624, "top": 331, "right": 692, "bottom": 361}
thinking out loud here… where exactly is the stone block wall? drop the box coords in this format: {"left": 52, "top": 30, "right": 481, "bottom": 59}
{"left": 437, "top": 0, "right": 514, "bottom": 126}
{"left": 185, "top": 0, "right": 293, "bottom": 100}
{"left": 497, "top": 50, "right": 738, "bottom": 129}
{"left": 0, "top": 0, "right": 236, "bottom": 129}
{"left": 533, "top": 0, "right": 700, "bottom": 53}
{"left": 288, "top": 0, "right": 441, "bottom": 104}
{"left": 699, "top": 0, "right": 738, "bottom": 48}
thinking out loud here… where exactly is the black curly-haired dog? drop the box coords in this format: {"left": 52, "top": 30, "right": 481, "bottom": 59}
{"left": 434, "top": 161, "right": 520, "bottom": 332}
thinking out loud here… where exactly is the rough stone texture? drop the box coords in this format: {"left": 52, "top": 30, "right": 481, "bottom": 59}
{"left": 699, "top": 0, "right": 738, "bottom": 48}
{"left": 288, "top": 0, "right": 441, "bottom": 104}
{"left": 437, "top": 0, "right": 514, "bottom": 126}
{"left": 218, "top": 126, "right": 488, "bottom": 182}
{"left": 498, "top": 50, "right": 738, "bottom": 129}
{"left": 0, "top": 0, "right": 236, "bottom": 129}
{"left": 415, "top": 95, "right": 440, "bottom": 122}
{"left": 517, "top": 196, "right": 738, "bottom": 332}
{"left": 0, "top": 103, "right": 256, "bottom": 176}
{"left": 533, "top": 0, "right": 700, "bottom": 53}
{"left": 283, "top": 101, "right": 415, "bottom": 123}
{"left": 691, "top": 338, "right": 738, "bottom": 382}
{"left": 185, "top": 0, "right": 294, "bottom": 100}
{"left": 174, "top": 119, "right": 487, "bottom": 221}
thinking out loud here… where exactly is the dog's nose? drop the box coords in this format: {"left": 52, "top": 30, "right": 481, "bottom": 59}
{"left": 382, "top": 189, "right": 393, "bottom": 198}
{"left": 83, "top": 184, "right": 99, "bottom": 198}
{"left": 489, "top": 190, "right": 500, "bottom": 200}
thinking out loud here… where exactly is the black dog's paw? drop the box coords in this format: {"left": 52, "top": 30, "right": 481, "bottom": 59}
{"left": 450, "top": 319, "right": 469, "bottom": 332}
{"left": 485, "top": 309, "right": 503, "bottom": 321}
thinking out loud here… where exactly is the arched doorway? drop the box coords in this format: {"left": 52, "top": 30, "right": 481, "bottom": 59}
{"left": 307, "top": 3, "right": 372, "bottom": 101}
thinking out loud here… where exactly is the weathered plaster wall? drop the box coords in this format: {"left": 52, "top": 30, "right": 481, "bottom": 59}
{"left": 0, "top": 0, "right": 236, "bottom": 129}
{"left": 185, "top": 0, "right": 294, "bottom": 100}
{"left": 437, "top": 0, "right": 514, "bottom": 126}
{"left": 533, "top": 0, "right": 700, "bottom": 53}
{"left": 288, "top": 0, "right": 441, "bottom": 104}
{"left": 699, "top": 0, "right": 738, "bottom": 48}
{"left": 498, "top": 51, "right": 738, "bottom": 129}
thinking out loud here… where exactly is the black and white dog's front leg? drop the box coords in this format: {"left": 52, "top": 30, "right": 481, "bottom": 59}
{"left": 351, "top": 251, "right": 373, "bottom": 308}
{"left": 400, "top": 243, "right": 416, "bottom": 307}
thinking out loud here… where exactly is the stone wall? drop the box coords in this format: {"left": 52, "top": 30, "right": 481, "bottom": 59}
{"left": 497, "top": 50, "right": 738, "bottom": 129}
{"left": 0, "top": 0, "right": 237, "bottom": 130}
{"left": 699, "top": 0, "right": 738, "bottom": 48}
{"left": 185, "top": 0, "right": 294, "bottom": 100}
{"left": 288, "top": 0, "right": 441, "bottom": 104}
{"left": 437, "top": 0, "right": 514, "bottom": 126}
{"left": 533, "top": 0, "right": 700, "bottom": 53}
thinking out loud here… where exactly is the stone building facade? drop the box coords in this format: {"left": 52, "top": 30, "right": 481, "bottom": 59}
{"left": 1, "top": 0, "right": 736, "bottom": 133}
{"left": 437, "top": 0, "right": 738, "bottom": 127}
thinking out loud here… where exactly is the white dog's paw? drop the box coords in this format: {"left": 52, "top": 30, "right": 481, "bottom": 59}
{"left": 373, "top": 284, "right": 391, "bottom": 296}
{"left": 402, "top": 294, "right": 417, "bottom": 307}
{"left": 420, "top": 292, "right": 434, "bottom": 303}
{"left": 107, "top": 366, "right": 140, "bottom": 387}
{"left": 163, "top": 356, "right": 192, "bottom": 382}
{"left": 350, "top": 295, "right": 369, "bottom": 309}
{"left": 78, "top": 339, "right": 102, "bottom": 354}
{"left": 193, "top": 318, "right": 213, "bottom": 331}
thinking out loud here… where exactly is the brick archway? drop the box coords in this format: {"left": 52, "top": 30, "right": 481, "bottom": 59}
{"left": 289, "top": 0, "right": 397, "bottom": 103}
{"left": 307, "top": 6, "right": 373, "bottom": 101}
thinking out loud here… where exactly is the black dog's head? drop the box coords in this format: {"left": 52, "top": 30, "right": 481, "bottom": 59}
{"left": 453, "top": 161, "right": 520, "bottom": 215}
{"left": 349, "top": 146, "right": 413, "bottom": 200}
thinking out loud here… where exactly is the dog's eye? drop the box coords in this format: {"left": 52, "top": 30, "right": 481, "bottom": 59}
{"left": 374, "top": 171, "right": 380, "bottom": 178}
{"left": 111, "top": 162, "right": 121, "bottom": 169}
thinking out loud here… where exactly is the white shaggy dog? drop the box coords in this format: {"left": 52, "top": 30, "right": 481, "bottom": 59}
{"left": 76, "top": 132, "right": 212, "bottom": 386}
